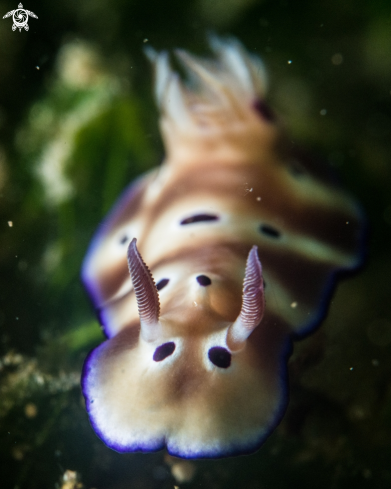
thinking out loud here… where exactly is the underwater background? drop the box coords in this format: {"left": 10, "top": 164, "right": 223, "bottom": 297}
{"left": 0, "top": 0, "right": 391, "bottom": 488}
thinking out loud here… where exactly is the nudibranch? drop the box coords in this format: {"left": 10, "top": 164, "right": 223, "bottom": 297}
{"left": 81, "top": 38, "right": 364, "bottom": 458}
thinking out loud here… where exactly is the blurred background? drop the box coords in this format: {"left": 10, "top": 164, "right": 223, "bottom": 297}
{"left": 1, "top": 0, "right": 391, "bottom": 488}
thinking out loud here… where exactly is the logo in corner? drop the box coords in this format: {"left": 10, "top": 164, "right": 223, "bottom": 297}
{"left": 2, "top": 3, "right": 38, "bottom": 32}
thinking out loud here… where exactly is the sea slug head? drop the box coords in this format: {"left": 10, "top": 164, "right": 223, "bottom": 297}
{"left": 82, "top": 240, "right": 288, "bottom": 458}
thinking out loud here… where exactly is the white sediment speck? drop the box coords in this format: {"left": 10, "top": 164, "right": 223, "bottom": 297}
{"left": 171, "top": 460, "right": 196, "bottom": 484}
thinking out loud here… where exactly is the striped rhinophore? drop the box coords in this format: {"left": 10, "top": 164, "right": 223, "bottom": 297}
{"left": 81, "top": 37, "right": 364, "bottom": 458}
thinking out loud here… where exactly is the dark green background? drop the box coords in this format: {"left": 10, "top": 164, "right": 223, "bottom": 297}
{"left": 1, "top": 0, "right": 391, "bottom": 488}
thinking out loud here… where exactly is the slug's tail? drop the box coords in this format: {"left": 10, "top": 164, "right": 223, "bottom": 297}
{"left": 146, "top": 37, "right": 277, "bottom": 165}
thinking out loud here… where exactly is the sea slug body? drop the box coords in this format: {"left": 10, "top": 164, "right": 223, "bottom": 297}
{"left": 81, "top": 37, "right": 364, "bottom": 458}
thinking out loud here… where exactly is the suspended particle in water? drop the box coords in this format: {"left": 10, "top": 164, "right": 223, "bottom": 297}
{"left": 25, "top": 403, "right": 38, "bottom": 418}
{"left": 331, "top": 53, "right": 343, "bottom": 65}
